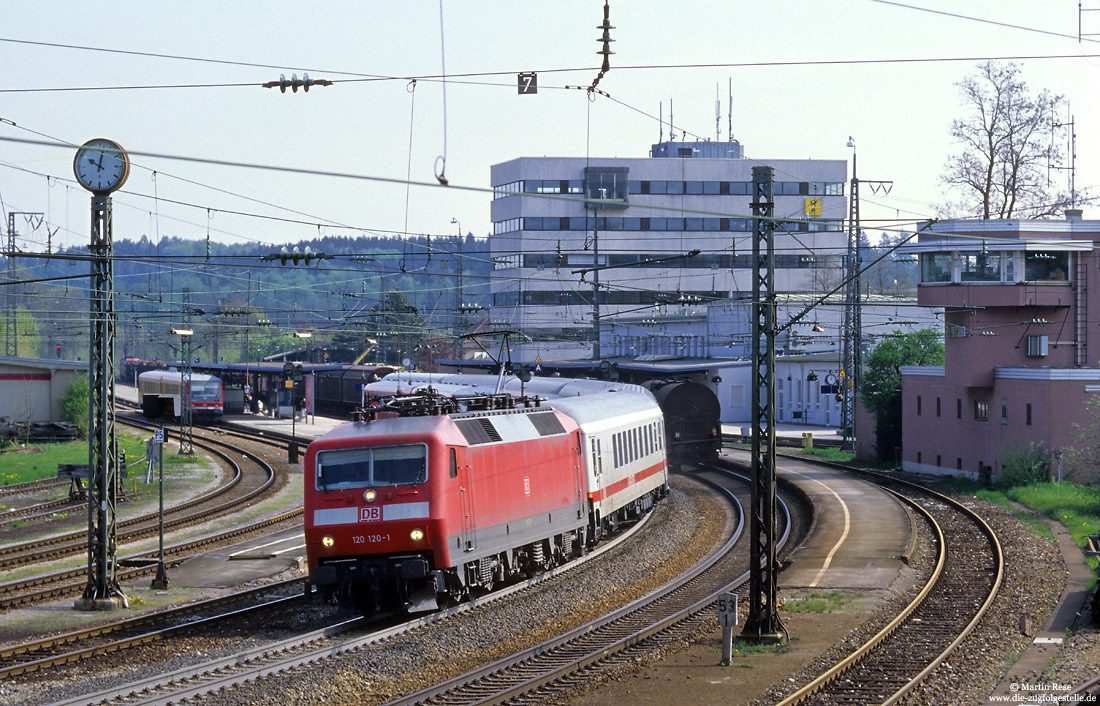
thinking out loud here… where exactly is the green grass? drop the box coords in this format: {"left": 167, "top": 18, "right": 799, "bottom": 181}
{"left": 781, "top": 591, "right": 857, "bottom": 614}
{"left": 0, "top": 434, "right": 158, "bottom": 486}
{"left": 797, "top": 447, "right": 856, "bottom": 463}
{"left": 946, "top": 478, "right": 1099, "bottom": 586}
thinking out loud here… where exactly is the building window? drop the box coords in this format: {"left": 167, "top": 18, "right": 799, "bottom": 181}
{"left": 957, "top": 398, "right": 962, "bottom": 419}
{"left": 920, "top": 253, "right": 952, "bottom": 283}
{"left": 957, "top": 457, "right": 962, "bottom": 470}
{"left": 975, "top": 400, "right": 988, "bottom": 421}
{"left": 1001, "top": 398, "right": 1008, "bottom": 424}
{"left": 960, "top": 253, "right": 1001, "bottom": 282}
{"left": 1027, "top": 335, "right": 1049, "bottom": 357}
{"left": 936, "top": 454, "right": 942, "bottom": 467}
{"left": 936, "top": 397, "right": 941, "bottom": 417}
{"left": 1024, "top": 251, "right": 1069, "bottom": 281}
{"left": 917, "top": 452, "right": 922, "bottom": 464}
{"left": 1026, "top": 403, "right": 1032, "bottom": 426}
{"left": 917, "top": 395, "right": 922, "bottom": 415}
{"left": 584, "top": 167, "right": 629, "bottom": 206}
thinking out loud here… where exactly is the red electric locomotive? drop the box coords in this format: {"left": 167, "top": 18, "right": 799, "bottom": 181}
{"left": 304, "top": 386, "right": 668, "bottom": 613}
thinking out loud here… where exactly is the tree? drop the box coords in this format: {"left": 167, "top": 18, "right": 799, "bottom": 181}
{"left": 941, "top": 61, "right": 1084, "bottom": 219}
{"left": 860, "top": 328, "right": 944, "bottom": 462}
{"left": 59, "top": 376, "right": 90, "bottom": 436}
{"left": 1063, "top": 395, "right": 1100, "bottom": 486}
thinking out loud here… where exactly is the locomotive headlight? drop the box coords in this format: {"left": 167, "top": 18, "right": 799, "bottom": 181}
{"left": 363, "top": 489, "right": 377, "bottom": 503}
{"left": 409, "top": 528, "right": 425, "bottom": 542}
{"left": 322, "top": 535, "right": 335, "bottom": 548}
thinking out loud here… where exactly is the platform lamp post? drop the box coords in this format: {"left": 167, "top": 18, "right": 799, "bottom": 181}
{"left": 295, "top": 331, "right": 313, "bottom": 424}
{"left": 150, "top": 425, "right": 169, "bottom": 590}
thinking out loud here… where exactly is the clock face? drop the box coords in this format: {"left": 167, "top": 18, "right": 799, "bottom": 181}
{"left": 73, "top": 138, "right": 129, "bottom": 193}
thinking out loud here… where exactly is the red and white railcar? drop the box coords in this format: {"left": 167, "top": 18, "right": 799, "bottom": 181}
{"left": 304, "top": 389, "right": 667, "bottom": 613}
{"left": 137, "top": 370, "right": 224, "bottom": 423}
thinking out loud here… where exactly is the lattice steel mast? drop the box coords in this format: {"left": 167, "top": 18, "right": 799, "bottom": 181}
{"left": 77, "top": 193, "right": 126, "bottom": 609}
{"left": 841, "top": 144, "right": 861, "bottom": 451}
{"left": 741, "top": 166, "right": 785, "bottom": 642}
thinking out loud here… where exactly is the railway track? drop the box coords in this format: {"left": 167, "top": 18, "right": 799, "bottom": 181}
{"left": 0, "top": 477, "right": 71, "bottom": 499}
{"left": 0, "top": 418, "right": 297, "bottom": 610}
{"left": 0, "top": 577, "right": 307, "bottom": 679}
{"left": 0, "top": 493, "right": 86, "bottom": 529}
{"left": 0, "top": 420, "right": 270, "bottom": 571}
{"left": 374, "top": 464, "right": 783, "bottom": 706}
{"left": 30, "top": 476, "right": 688, "bottom": 706}
{"left": 771, "top": 458, "right": 1004, "bottom": 706}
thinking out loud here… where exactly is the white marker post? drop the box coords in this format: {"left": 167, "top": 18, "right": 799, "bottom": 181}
{"left": 718, "top": 592, "right": 738, "bottom": 665}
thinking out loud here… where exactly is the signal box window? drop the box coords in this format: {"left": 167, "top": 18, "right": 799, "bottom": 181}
{"left": 1024, "top": 252, "right": 1070, "bottom": 281}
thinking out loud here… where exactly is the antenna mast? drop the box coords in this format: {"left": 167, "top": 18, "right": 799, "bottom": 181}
{"left": 715, "top": 84, "right": 721, "bottom": 142}
{"left": 728, "top": 78, "right": 733, "bottom": 140}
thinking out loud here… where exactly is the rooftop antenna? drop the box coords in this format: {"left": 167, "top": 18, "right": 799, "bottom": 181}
{"left": 728, "top": 77, "right": 733, "bottom": 141}
{"left": 715, "top": 83, "right": 721, "bottom": 142}
{"left": 670, "top": 98, "right": 675, "bottom": 141}
{"left": 659, "top": 101, "right": 663, "bottom": 143}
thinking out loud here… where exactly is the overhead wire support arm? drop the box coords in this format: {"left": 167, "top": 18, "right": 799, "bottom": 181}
{"left": 571, "top": 249, "right": 700, "bottom": 279}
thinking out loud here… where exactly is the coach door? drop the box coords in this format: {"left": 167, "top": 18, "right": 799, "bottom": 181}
{"left": 574, "top": 431, "right": 586, "bottom": 516}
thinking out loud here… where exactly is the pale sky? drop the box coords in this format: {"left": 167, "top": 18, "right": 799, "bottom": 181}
{"left": 1, "top": 0, "right": 1098, "bottom": 254}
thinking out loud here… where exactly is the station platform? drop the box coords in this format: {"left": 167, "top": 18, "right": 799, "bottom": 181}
{"left": 722, "top": 422, "right": 841, "bottom": 444}
{"left": 774, "top": 455, "right": 912, "bottom": 591}
{"left": 161, "top": 526, "right": 307, "bottom": 589}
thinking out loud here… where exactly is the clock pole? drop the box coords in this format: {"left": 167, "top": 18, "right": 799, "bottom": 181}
{"left": 74, "top": 141, "right": 129, "bottom": 611}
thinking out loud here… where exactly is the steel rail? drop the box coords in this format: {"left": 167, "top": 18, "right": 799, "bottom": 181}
{"left": 0, "top": 577, "right": 306, "bottom": 678}
{"left": 0, "top": 495, "right": 85, "bottom": 527}
{"left": 0, "top": 426, "right": 286, "bottom": 608}
{"left": 378, "top": 467, "right": 768, "bottom": 706}
{"left": 0, "top": 509, "right": 303, "bottom": 611}
{"left": 48, "top": 479, "right": 686, "bottom": 706}
{"left": 0, "top": 419, "right": 270, "bottom": 570}
{"left": 0, "top": 477, "right": 70, "bottom": 498}
{"left": 771, "top": 455, "right": 1005, "bottom": 706}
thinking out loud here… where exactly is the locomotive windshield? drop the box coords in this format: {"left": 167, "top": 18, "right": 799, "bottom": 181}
{"left": 315, "top": 444, "right": 427, "bottom": 490}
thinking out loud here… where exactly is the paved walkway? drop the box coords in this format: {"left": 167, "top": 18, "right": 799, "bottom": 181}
{"left": 986, "top": 514, "right": 1095, "bottom": 702}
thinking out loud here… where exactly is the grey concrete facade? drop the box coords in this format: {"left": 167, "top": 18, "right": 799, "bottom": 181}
{"left": 489, "top": 141, "right": 848, "bottom": 349}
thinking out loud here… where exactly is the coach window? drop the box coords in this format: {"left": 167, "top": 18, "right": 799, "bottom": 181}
{"left": 449, "top": 448, "right": 458, "bottom": 478}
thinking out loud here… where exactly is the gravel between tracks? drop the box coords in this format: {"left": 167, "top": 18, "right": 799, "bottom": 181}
{"left": 1, "top": 474, "right": 730, "bottom": 706}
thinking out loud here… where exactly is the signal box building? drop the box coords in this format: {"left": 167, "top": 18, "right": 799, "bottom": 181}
{"left": 489, "top": 140, "right": 848, "bottom": 358}
{"left": 900, "top": 214, "right": 1100, "bottom": 479}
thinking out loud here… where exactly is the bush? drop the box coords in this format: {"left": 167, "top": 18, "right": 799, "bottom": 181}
{"left": 998, "top": 441, "right": 1050, "bottom": 487}
{"left": 59, "top": 376, "right": 90, "bottom": 437}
